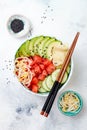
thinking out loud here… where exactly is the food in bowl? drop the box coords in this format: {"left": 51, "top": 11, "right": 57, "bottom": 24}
{"left": 58, "top": 90, "right": 83, "bottom": 116}
{"left": 14, "top": 36, "right": 72, "bottom": 94}
{"left": 7, "top": 14, "right": 31, "bottom": 37}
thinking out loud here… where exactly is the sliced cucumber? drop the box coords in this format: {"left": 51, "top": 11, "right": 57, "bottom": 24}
{"left": 46, "top": 41, "right": 62, "bottom": 60}
{"left": 61, "top": 72, "right": 68, "bottom": 84}
{"left": 46, "top": 76, "right": 54, "bottom": 90}
{"left": 42, "top": 78, "right": 50, "bottom": 92}
{"left": 34, "top": 36, "right": 44, "bottom": 55}
{"left": 38, "top": 86, "right": 47, "bottom": 93}
{"left": 38, "top": 37, "right": 50, "bottom": 57}
{"left": 66, "top": 65, "right": 71, "bottom": 74}
{"left": 51, "top": 69, "right": 60, "bottom": 82}
{"left": 52, "top": 69, "right": 68, "bottom": 84}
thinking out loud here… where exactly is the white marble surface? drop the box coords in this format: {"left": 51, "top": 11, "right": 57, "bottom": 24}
{"left": 0, "top": 0, "right": 87, "bottom": 130}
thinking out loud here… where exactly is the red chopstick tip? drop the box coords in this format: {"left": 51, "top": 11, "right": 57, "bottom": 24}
{"left": 40, "top": 111, "right": 44, "bottom": 115}
{"left": 44, "top": 112, "right": 48, "bottom": 117}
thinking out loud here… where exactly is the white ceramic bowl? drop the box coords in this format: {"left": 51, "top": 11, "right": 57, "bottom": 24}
{"left": 14, "top": 35, "right": 74, "bottom": 96}
{"left": 22, "top": 58, "right": 73, "bottom": 97}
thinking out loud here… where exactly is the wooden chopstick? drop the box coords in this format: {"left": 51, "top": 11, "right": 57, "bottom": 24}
{"left": 57, "top": 32, "right": 80, "bottom": 83}
{"left": 40, "top": 32, "right": 80, "bottom": 117}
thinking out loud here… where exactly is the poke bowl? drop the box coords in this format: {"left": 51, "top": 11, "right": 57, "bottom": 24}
{"left": 14, "top": 35, "right": 73, "bottom": 96}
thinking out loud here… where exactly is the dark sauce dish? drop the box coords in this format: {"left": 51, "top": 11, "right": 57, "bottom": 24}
{"left": 7, "top": 14, "right": 31, "bottom": 38}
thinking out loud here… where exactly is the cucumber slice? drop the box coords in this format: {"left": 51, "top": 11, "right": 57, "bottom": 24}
{"left": 46, "top": 41, "right": 62, "bottom": 60}
{"left": 61, "top": 72, "right": 68, "bottom": 84}
{"left": 42, "top": 78, "right": 50, "bottom": 92}
{"left": 51, "top": 69, "right": 60, "bottom": 81}
{"left": 38, "top": 86, "right": 47, "bottom": 93}
{"left": 34, "top": 36, "right": 44, "bottom": 55}
{"left": 38, "top": 37, "right": 50, "bottom": 57}
{"left": 43, "top": 38, "right": 56, "bottom": 58}
{"left": 66, "top": 65, "right": 71, "bottom": 74}
{"left": 46, "top": 76, "right": 54, "bottom": 90}
{"left": 52, "top": 69, "right": 68, "bottom": 84}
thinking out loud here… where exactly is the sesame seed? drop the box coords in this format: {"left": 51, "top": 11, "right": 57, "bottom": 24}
{"left": 43, "top": 12, "right": 46, "bottom": 15}
{"left": 41, "top": 21, "right": 43, "bottom": 24}
{"left": 51, "top": 9, "right": 53, "bottom": 11}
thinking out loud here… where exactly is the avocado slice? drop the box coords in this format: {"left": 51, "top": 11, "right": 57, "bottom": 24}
{"left": 37, "top": 36, "right": 50, "bottom": 57}
{"left": 42, "top": 38, "right": 56, "bottom": 58}
{"left": 15, "top": 50, "right": 19, "bottom": 58}
{"left": 28, "top": 37, "right": 38, "bottom": 56}
{"left": 20, "top": 44, "right": 29, "bottom": 57}
{"left": 33, "top": 36, "right": 44, "bottom": 55}
{"left": 25, "top": 40, "right": 31, "bottom": 55}
{"left": 16, "top": 42, "right": 29, "bottom": 57}
{"left": 46, "top": 40, "right": 62, "bottom": 60}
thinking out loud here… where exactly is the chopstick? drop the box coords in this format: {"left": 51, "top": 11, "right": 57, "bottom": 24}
{"left": 40, "top": 32, "right": 80, "bottom": 117}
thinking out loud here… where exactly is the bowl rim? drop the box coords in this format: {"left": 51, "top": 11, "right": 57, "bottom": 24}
{"left": 22, "top": 57, "right": 74, "bottom": 97}
{"left": 57, "top": 90, "right": 83, "bottom": 116}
